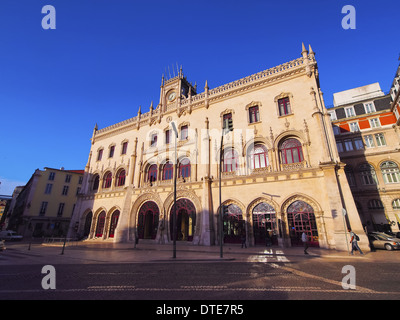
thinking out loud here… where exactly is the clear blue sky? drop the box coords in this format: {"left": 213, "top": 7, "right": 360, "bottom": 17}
{"left": 0, "top": 0, "right": 398, "bottom": 195}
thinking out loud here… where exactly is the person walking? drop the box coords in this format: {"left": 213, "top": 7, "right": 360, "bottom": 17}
{"left": 241, "top": 233, "right": 247, "bottom": 248}
{"left": 301, "top": 231, "right": 308, "bottom": 255}
{"left": 348, "top": 229, "right": 364, "bottom": 255}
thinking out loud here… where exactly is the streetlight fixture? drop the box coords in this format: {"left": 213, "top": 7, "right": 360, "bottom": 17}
{"left": 219, "top": 118, "right": 233, "bottom": 258}
{"left": 171, "top": 121, "right": 178, "bottom": 259}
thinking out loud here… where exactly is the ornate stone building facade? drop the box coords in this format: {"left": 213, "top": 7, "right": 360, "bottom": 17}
{"left": 68, "top": 44, "right": 368, "bottom": 251}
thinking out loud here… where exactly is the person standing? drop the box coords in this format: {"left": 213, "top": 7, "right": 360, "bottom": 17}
{"left": 348, "top": 228, "right": 364, "bottom": 255}
{"left": 301, "top": 231, "right": 308, "bottom": 255}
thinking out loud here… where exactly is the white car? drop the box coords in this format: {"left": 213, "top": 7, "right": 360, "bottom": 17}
{"left": 0, "top": 230, "right": 23, "bottom": 241}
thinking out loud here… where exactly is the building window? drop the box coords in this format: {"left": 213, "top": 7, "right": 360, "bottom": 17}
{"left": 97, "top": 149, "right": 103, "bottom": 161}
{"left": 180, "top": 125, "right": 188, "bottom": 140}
{"left": 278, "top": 97, "right": 291, "bottom": 116}
{"left": 353, "top": 138, "right": 364, "bottom": 150}
{"left": 39, "top": 202, "right": 48, "bottom": 216}
{"left": 375, "top": 133, "right": 386, "bottom": 146}
{"left": 223, "top": 113, "right": 233, "bottom": 129}
{"left": 179, "top": 158, "right": 191, "bottom": 179}
{"left": 368, "top": 199, "right": 384, "bottom": 210}
{"left": 148, "top": 164, "right": 157, "bottom": 183}
{"left": 248, "top": 144, "right": 269, "bottom": 170}
{"left": 162, "top": 162, "right": 173, "bottom": 180}
{"left": 369, "top": 118, "right": 381, "bottom": 128}
{"left": 62, "top": 186, "right": 69, "bottom": 195}
{"left": 249, "top": 106, "right": 260, "bottom": 123}
{"left": 121, "top": 141, "right": 128, "bottom": 155}
{"left": 345, "top": 107, "right": 355, "bottom": 118}
{"left": 364, "top": 135, "right": 375, "bottom": 148}
{"left": 364, "top": 102, "right": 376, "bottom": 113}
{"left": 109, "top": 145, "right": 115, "bottom": 158}
{"left": 116, "top": 169, "right": 126, "bottom": 187}
{"left": 44, "top": 183, "right": 53, "bottom": 194}
{"left": 165, "top": 130, "right": 171, "bottom": 145}
{"left": 336, "top": 141, "right": 344, "bottom": 153}
{"left": 65, "top": 174, "right": 72, "bottom": 183}
{"left": 333, "top": 126, "right": 340, "bottom": 135}
{"left": 57, "top": 203, "right": 65, "bottom": 217}
{"left": 392, "top": 199, "right": 400, "bottom": 210}
{"left": 328, "top": 111, "right": 337, "bottom": 121}
{"left": 151, "top": 134, "right": 158, "bottom": 147}
{"left": 279, "top": 138, "right": 304, "bottom": 164}
{"left": 223, "top": 149, "right": 239, "bottom": 172}
{"left": 359, "top": 163, "right": 378, "bottom": 185}
{"left": 49, "top": 172, "right": 56, "bottom": 181}
{"left": 349, "top": 122, "right": 359, "bottom": 132}
{"left": 381, "top": 161, "right": 400, "bottom": 184}
{"left": 103, "top": 172, "right": 112, "bottom": 189}
{"left": 345, "top": 167, "right": 356, "bottom": 186}
{"left": 344, "top": 139, "right": 353, "bottom": 151}
{"left": 92, "top": 175, "right": 100, "bottom": 191}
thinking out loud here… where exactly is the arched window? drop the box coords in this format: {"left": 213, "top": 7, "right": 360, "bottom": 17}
{"left": 179, "top": 158, "right": 191, "bottom": 178}
{"left": 92, "top": 175, "right": 100, "bottom": 191}
{"left": 252, "top": 202, "right": 277, "bottom": 245}
{"left": 148, "top": 164, "right": 157, "bottom": 183}
{"left": 223, "top": 149, "right": 239, "bottom": 172}
{"left": 248, "top": 144, "right": 269, "bottom": 170}
{"left": 223, "top": 204, "right": 245, "bottom": 243}
{"left": 116, "top": 169, "right": 126, "bottom": 187}
{"left": 279, "top": 138, "right": 304, "bottom": 164}
{"left": 359, "top": 163, "right": 378, "bottom": 185}
{"left": 138, "top": 201, "right": 160, "bottom": 239}
{"left": 108, "top": 210, "right": 120, "bottom": 238}
{"left": 381, "top": 161, "right": 400, "bottom": 184}
{"left": 392, "top": 199, "right": 400, "bottom": 210}
{"left": 162, "top": 161, "right": 173, "bottom": 180}
{"left": 95, "top": 211, "right": 106, "bottom": 237}
{"left": 102, "top": 172, "right": 112, "bottom": 189}
{"left": 287, "top": 200, "right": 319, "bottom": 247}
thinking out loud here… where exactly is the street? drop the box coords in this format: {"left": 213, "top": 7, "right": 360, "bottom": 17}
{"left": 1, "top": 241, "right": 399, "bottom": 303}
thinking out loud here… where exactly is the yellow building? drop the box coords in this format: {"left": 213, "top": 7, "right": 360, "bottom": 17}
{"left": 69, "top": 44, "right": 367, "bottom": 251}
{"left": 9, "top": 167, "right": 84, "bottom": 237}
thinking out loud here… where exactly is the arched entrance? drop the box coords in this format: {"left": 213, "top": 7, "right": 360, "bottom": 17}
{"left": 252, "top": 202, "right": 278, "bottom": 246}
{"left": 137, "top": 201, "right": 159, "bottom": 239}
{"left": 223, "top": 204, "right": 245, "bottom": 243}
{"left": 83, "top": 211, "right": 92, "bottom": 238}
{"left": 287, "top": 200, "right": 319, "bottom": 247}
{"left": 169, "top": 199, "right": 196, "bottom": 241}
{"left": 95, "top": 211, "right": 106, "bottom": 238}
{"left": 108, "top": 210, "right": 120, "bottom": 238}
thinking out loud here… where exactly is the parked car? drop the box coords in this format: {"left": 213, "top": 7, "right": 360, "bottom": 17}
{"left": 0, "top": 240, "right": 5, "bottom": 251}
{"left": 368, "top": 232, "right": 400, "bottom": 251}
{"left": 0, "top": 230, "right": 23, "bottom": 241}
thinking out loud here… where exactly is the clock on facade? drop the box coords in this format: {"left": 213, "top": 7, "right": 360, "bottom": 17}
{"left": 167, "top": 91, "right": 176, "bottom": 102}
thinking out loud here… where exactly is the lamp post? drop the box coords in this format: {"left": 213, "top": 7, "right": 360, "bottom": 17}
{"left": 171, "top": 121, "right": 178, "bottom": 259}
{"left": 220, "top": 118, "right": 233, "bottom": 258}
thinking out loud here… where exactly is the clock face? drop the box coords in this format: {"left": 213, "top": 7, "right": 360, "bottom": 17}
{"left": 168, "top": 91, "right": 176, "bottom": 102}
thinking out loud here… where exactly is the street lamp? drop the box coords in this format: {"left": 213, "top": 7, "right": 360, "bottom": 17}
{"left": 171, "top": 121, "right": 178, "bottom": 259}
{"left": 219, "top": 118, "right": 233, "bottom": 258}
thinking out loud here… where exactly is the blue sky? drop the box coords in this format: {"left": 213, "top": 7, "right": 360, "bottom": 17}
{"left": 0, "top": 0, "right": 398, "bottom": 195}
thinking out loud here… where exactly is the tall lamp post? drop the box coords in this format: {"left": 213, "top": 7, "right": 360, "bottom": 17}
{"left": 171, "top": 121, "right": 178, "bottom": 259}
{"left": 220, "top": 118, "right": 233, "bottom": 258}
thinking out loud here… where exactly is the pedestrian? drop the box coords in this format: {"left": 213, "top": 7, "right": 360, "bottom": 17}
{"left": 348, "top": 228, "right": 363, "bottom": 255}
{"left": 241, "top": 233, "right": 247, "bottom": 248}
{"left": 301, "top": 231, "right": 308, "bottom": 255}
